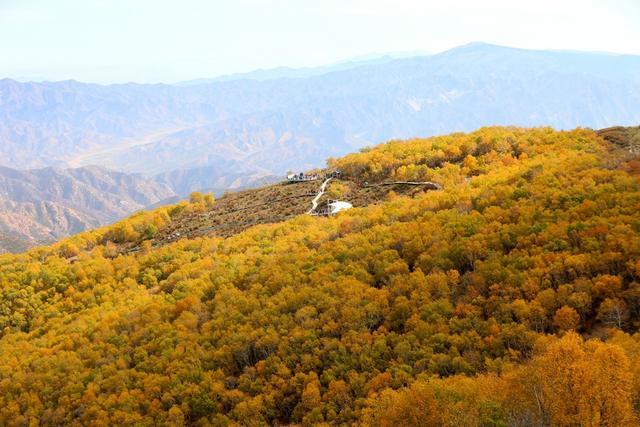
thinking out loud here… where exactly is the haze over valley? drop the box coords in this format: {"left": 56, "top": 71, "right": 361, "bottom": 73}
{"left": 4, "top": 43, "right": 640, "bottom": 179}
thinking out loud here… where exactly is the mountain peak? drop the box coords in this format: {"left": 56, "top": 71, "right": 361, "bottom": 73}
{"left": 435, "top": 42, "right": 538, "bottom": 59}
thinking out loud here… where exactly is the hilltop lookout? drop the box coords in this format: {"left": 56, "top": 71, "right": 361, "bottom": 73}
{"left": 287, "top": 172, "right": 319, "bottom": 183}
{"left": 287, "top": 170, "right": 342, "bottom": 183}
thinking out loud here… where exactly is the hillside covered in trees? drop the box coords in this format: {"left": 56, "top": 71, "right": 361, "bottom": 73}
{"left": 0, "top": 127, "right": 639, "bottom": 425}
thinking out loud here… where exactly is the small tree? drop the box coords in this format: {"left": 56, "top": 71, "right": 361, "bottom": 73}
{"left": 189, "top": 191, "right": 204, "bottom": 204}
{"left": 58, "top": 242, "right": 80, "bottom": 259}
{"left": 553, "top": 305, "right": 580, "bottom": 331}
{"left": 597, "top": 298, "right": 629, "bottom": 329}
{"left": 203, "top": 193, "right": 215, "bottom": 208}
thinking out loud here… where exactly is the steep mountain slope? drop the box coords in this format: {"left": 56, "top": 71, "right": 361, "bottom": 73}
{"left": 2, "top": 43, "right": 640, "bottom": 189}
{"left": 598, "top": 125, "right": 640, "bottom": 153}
{"left": 0, "top": 165, "right": 174, "bottom": 252}
{"left": 0, "top": 127, "right": 638, "bottom": 425}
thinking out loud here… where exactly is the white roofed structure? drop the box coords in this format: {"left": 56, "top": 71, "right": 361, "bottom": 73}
{"left": 328, "top": 200, "right": 352, "bottom": 214}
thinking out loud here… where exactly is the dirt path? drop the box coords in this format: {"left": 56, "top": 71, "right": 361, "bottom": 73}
{"left": 308, "top": 177, "right": 332, "bottom": 214}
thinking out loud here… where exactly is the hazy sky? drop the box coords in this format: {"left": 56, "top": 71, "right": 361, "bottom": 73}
{"left": 1, "top": 0, "right": 639, "bottom": 83}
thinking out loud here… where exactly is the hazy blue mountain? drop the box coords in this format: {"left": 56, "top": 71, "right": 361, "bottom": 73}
{"left": 177, "top": 53, "right": 400, "bottom": 85}
{"left": 1, "top": 43, "right": 640, "bottom": 189}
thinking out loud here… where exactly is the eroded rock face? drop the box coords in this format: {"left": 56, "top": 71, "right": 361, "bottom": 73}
{"left": 0, "top": 165, "right": 175, "bottom": 252}
{"left": 597, "top": 126, "right": 640, "bottom": 153}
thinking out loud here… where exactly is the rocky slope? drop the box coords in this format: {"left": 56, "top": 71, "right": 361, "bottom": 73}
{"left": 0, "top": 165, "right": 174, "bottom": 252}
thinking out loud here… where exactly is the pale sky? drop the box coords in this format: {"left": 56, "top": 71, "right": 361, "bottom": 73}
{"left": 1, "top": 0, "right": 639, "bottom": 83}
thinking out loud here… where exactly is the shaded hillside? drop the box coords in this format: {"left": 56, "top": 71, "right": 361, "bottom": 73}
{"left": 0, "top": 165, "right": 174, "bottom": 252}
{"left": 2, "top": 43, "right": 640, "bottom": 190}
{"left": 0, "top": 127, "right": 638, "bottom": 425}
{"left": 597, "top": 125, "right": 640, "bottom": 153}
{"left": 0, "top": 231, "right": 33, "bottom": 254}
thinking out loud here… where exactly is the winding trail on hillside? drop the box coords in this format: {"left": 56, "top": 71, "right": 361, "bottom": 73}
{"left": 308, "top": 177, "right": 333, "bottom": 214}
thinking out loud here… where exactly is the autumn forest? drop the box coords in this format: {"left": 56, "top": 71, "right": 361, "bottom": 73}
{"left": 1, "top": 127, "right": 640, "bottom": 426}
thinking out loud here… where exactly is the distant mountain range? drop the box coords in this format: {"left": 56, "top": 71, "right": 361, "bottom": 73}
{"left": 177, "top": 53, "right": 403, "bottom": 85}
{"left": 1, "top": 42, "right": 640, "bottom": 251}
{"left": 0, "top": 166, "right": 173, "bottom": 252}
{"left": 3, "top": 43, "right": 640, "bottom": 178}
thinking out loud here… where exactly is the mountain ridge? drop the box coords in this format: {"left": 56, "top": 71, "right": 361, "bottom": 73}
{"left": 3, "top": 43, "right": 640, "bottom": 252}
{"left": 2, "top": 43, "right": 639, "bottom": 185}
{"left": 0, "top": 165, "right": 175, "bottom": 252}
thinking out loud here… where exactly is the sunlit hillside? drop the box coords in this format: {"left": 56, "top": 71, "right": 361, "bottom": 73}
{"left": 0, "top": 127, "right": 639, "bottom": 425}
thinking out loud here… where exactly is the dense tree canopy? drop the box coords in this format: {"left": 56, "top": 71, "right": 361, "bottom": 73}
{"left": 0, "top": 127, "right": 639, "bottom": 425}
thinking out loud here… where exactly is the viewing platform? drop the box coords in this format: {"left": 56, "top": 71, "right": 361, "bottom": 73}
{"left": 286, "top": 170, "right": 341, "bottom": 183}
{"left": 287, "top": 172, "right": 319, "bottom": 183}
